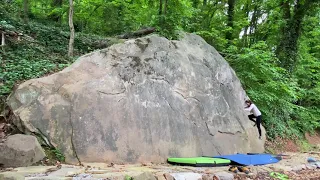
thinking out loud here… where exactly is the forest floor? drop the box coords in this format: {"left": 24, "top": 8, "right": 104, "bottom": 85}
{"left": 1, "top": 152, "right": 320, "bottom": 179}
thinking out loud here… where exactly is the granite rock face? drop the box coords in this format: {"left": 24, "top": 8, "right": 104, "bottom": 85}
{"left": 8, "top": 33, "right": 265, "bottom": 164}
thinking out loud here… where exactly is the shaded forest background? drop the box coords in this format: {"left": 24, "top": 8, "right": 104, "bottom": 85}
{"left": 0, "top": 0, "right": 319, "bottom": 139}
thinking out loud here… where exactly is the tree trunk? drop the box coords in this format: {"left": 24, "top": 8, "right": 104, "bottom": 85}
{"left": 276, "top": 0, "right": 315, "bottom": 73}
{"left": 1, "top": 32, "right": 5, "bottom": 46}
{"left": 203, "top": 0, "right": 207, "bottom": 6}
{"left": 50, "top": 0, "right": 63, "bottom": 22}
{"left": 205, "top": 0, "right": 219, "bottom": 29}
{"left": 278, "top": 0, "right": 291, "bottom": 39}
{"left": 53, "top": 0, "right": 63, "bottom": 8}
{"left": 68, "top": 0, "right": 75, "bottom": 57}
{"left": 23, "top": 0, "right": 29, "bottom": 23}
{"left": 226, "top": 0, "right": 235, "bottom": 42}
{"left": 164, "top": 0, "right": 168, "bottom": 15}
{"left": 159, "top": 0, "right": 163, "bottom": 15}
{"left": 248, "top": 5, "right": 260, "bottom": 45}
{"left": 192, "top": 0, "right": 199, "bottom": 8}
{"left": 1, "top": 32, "right": 4, "bottom": 52}
{"left": 242, "top": 0, "right": 250, "bottom": 47}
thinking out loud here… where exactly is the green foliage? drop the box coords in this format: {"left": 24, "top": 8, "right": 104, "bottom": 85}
{"left": 0, "top": 52, "right": 57, "bottom": 95}
{"left": 43, "top": 146, "right": 66, "bottom": 162}
{"left": 9, "top": 0, "right": 195, "bottom": 39}
{"left": 270, "top": 172, "right": 289, "bottom": 180}
{"left": 52, "top": 148, "right": 65, "bottom": 162}
{"left": 226, "top": 42, "right": 294, "bottom": 137}
{"left": 155, "top": 0, "right": 194, "bottom": 39}
{"left": 0, "top": 2, "right": 19, "bottom": 20}
{"left": 226, "top": 41, "right": 319, "bottom": 138}
{"left": 195, "top": 30, "right": 228, "bottom": 51}
{"left": 0, "top": 12, "right": 111, "bottom": 98}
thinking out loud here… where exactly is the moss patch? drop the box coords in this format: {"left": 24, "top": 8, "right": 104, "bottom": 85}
{"left": 43, "top": 146, "right": 66, "bottom": 164}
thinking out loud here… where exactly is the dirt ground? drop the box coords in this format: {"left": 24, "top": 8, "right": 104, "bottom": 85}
{"left": 306, "top": 131, "right": 320, "bottom": 146}
{"left": 238, "top": 152, "right": 320, "bottom": 180}
{"left": 264, "top": 130, "right": 320, "bottom": 155}
{"left": 2, "top": 151, "right": 320, "bottom": 180}
{"left": 249, "top": 131, "right": 320, "bottom": 180}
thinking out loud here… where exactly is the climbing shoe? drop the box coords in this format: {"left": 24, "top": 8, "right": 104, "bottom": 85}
{"left": 228, "top": 166, "right": 238, "bottom": 173}
{"left": 237, "top": 166, "right": 250, "bottom": 174}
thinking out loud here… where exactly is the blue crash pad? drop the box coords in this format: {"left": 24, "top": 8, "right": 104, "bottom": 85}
{"left": 213, "top": 153, "right": 280, "bottom": 166}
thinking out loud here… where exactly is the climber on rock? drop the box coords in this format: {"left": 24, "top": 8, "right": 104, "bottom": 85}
{"left": 245, "top": 99, "right": 262, "bottom": 139}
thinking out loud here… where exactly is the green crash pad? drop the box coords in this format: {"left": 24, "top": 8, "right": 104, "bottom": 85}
{"left": 167, "top": 157, "right": 231, "bottom": 167}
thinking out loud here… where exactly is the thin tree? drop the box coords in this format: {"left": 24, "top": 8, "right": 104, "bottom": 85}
{"left": 23, "top": 0, "right": 29, "bottom": 23}
{"left": 164, "top": 0, "right": 168, "bottom": 15}
{"left": 1, "top": 31, "right": 5, "bottom": 52}
{"left": 68, "top": 0, "right": 75, "bottom": 57}
{"left": 159, "top": 0, "right": 163, "bottom": 15}
{"left": 226, "top": 0, "right": 236, "bottom": 42}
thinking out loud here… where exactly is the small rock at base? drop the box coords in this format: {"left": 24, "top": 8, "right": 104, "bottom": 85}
{"left": 213, "top": 175, "right": 220, "bottom": 180}
{"left": 306, "top": 164, "right": 317, "bottom": 170}
{"left": 133, "top": 172, "right": 157, "bottom": 180}
{"left": 155, "top": 172, "right": 166, "bottom": 180}
{"left": 292, "top": 164, "right": 307, "bottom": 171}
{"left": 0, "top": 134, "right": 46, "bottom": 168}
{"left": 164, "top": 173, "right": 174, "bottom": 180}
{"left": 202, "top": 174, "right": 214, "bottom": 180}
{"left": 0, "top": 172, "right": 25, "bottom": 180}
{"left": 170, "top": 173, "right": 202, "bottom": 180}
{"left": 72, "top": 173, "right": 93, "bottom": 180}
{"left": 214, "top": 172, "right": 234, "bottom": 180}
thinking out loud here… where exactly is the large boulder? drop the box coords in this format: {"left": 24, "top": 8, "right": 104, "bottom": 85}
{"left": 0, "top": 134, "right": 46, "bottom": 167}
{"left": 8, "top": 33, "right": 265, "bottom": 164}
